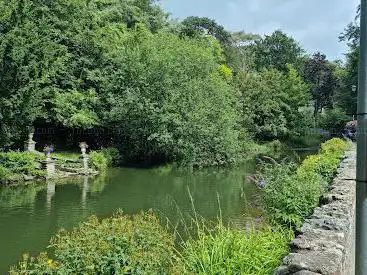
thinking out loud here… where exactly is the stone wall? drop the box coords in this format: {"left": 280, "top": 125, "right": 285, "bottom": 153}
{"left": 275, "top": 144, "right": 356, "bottom": 275}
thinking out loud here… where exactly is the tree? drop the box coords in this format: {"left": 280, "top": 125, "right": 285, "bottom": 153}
{"left": 228, "top": 31, "right": 261, "bottom": 72}
{"left": 303, "top": 52, "right": 337, "bottom": 116}
{"left": 102, "top": 30, "right": 240, "bottom": 167}
{"left": 235, "top": 66, "right": 310, "bottom": 140}
{"left": 0, "top": 0, "right": 168, "bottom": 146}
{"left": 251, "top": 30, "right": 304, "bottom": 73}
{"left": 338, "top": 4, "right": 360, "bottom": 115}
{"left": 180, "top": 16, "right": 231, "bottom": 45}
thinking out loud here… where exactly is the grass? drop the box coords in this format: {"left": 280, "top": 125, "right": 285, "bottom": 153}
{"left": 175, "top": 219, "right": 292, "bottom": 274}
{"left": 167, "top": 191, "right": 292, "bottom": 275}
{"left": 52, "top": 152, "right": 80, "bottom": 160}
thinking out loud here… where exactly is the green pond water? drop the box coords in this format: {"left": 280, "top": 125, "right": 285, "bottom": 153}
{"left": 0, "top": 162, "right": 262, "bottom": 273}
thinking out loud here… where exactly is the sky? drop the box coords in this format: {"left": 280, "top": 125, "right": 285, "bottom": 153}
{"left": 160, "top": 0, "right": 360, "bottom": 61}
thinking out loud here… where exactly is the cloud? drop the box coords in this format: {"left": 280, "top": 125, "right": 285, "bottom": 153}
{"left": 160, "top": 0, "right": 360, "bottom": 60}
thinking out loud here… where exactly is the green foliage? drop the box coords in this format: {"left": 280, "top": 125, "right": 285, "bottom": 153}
{"left": 318, "top": 108, "right": 351, "bottom": 136}
{"left": 321, "top": 138, "right": 348, "bottom": 157}
{"left": 252, "top": 30, "right": 304, "bottom": 73}
{"left": 236, "top": 66, "right": 310, "bottom": 139}
{"left": 177, "top": 223, "right": 291, "bottom": 275}
{"left": 100, "top": 147, "right": 121, "bottom": 167}
{"left": 53, "top": 90, "right": 101, "bottom": 129}
{"left": 0, "top": 152, "right": 43, "bottom": 182}
{"left": 180, "top": 16, "right": 232, "bottom": 45}
{"left": 303, "top": 52, "right": 337, "bottom": 115}
{"left": 104, "top": 30, "right": 240, "bottom": 167}
{"left": 0, "top": 0, "right": 167, "bottom": 145}
{"left": 264, "top": 138, "right": 348, "bottom": 228}
{"left": 264, "top": 164, "right": 323, "bottom": 228}
{"left": 335, "top": 5, "right": 359, "bottom": 115}
{"left": 217, "top": 64, "right": 233, "bottom": 81}
{"left": 89, "top": 151, "right": 108, "bottom": 171}
{"left": 10, "top": 211, "right": 177, "bottom": 274}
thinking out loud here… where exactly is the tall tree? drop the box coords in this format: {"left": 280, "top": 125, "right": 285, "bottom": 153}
{"left": 229, "top": 31, "right": 261, "bottom": 72}
{"left": 251, "top": 30, "right": 304, "bottom": 73}
{"left": 180, "top": 16, "right": 231, "bottom": 45}
{"left": 303, "top": 52, "right": 337, "bottom": 116}
{"left": 0, "top": 0, "right": 168, "bottom": 146}
{"left": 338, "top": 4, "right": 360, "bottom": 114}
{"left": 236, "top": 66, "right": 310, "bottom": 140}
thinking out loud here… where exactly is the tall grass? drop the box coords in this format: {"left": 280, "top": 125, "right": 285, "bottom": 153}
{"left": 176, "top": 223, "right": 292, "bottom": 274}
{"left": 171, "top": 190, "right": 292, "bottom": 275}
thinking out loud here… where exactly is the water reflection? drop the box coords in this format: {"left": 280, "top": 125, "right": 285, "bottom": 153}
{"left": 0, "top": 163, "right": 259, "bottom": 273}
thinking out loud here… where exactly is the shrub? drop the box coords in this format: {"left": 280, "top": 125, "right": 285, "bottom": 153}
{"left": 264, "top": 138, "right": 348, "bottom": 228}
{"left": 297, "top": 154, "right": 340, "bottom": 184}
{"left": 104, "top": 30, "right": 240, "bottom": 168}
{"left": 298, "top": 138, "right": 348, "bottom": 184}
{"left": 0, "top": 152, "right": 40, "bottom": 175}
{"left": 318, "top": 108, "right": 350, "bottom": 136}
{"left": 100, "top": 147, "right": 121, "bottom": 167}
{"left": 0, "top": 152, "right": 43, "bottom": 182}
{"left": 89, "top": 151, "right": 108, "bottom": 171}
{"left": 320, "top": 137, "right": 348, "bottom": 157}
{"left": 264, "top": 164, "right": 323, "bottom": 228}
{"left": 10, "top": 211, "right": 177, "bottom": 274}
{"left": 177, "top": 223, "right": 291, "bottom": 275}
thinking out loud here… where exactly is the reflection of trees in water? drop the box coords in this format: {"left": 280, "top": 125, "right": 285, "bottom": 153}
{"left": 90, "top": 173, "right": 108, "bottom": 194}
{"left": 0, "top": 184, "right": 44, "bottom": 208}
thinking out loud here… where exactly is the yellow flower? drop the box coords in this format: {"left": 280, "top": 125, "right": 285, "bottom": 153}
{"left": 47, "top": 259, "right": 56, "bottom": 268}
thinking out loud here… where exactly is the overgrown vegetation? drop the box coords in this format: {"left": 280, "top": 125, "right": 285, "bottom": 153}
{"left": 176, "top": 221, "right": 291, "bottom": 274}
{"left": 8, "top": 139, "right": 349, "bottom": 274}
{"left": 10, "top": 211, "right": 177, "bottom": 274}
{"left": 0, "top": 152, "right": 44, "bottom": 183}
{"left": 1, "top": 0, "right": 355, "bottom": 168}
{"left": 10, "top": 210, "right": 292, "bottom": 275}
{"left": 89, "top": 151, "right": 108, "bottom": 172}
{"left": 263, "top": 138, "right": 348, "bottom": 228}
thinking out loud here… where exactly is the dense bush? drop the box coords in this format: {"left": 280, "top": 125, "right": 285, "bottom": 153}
{"left": 177, "top": 223, "right": 291, "bottom": 274}
{"left": 264, "top": 138, "right": 348, "bottom": 228}
{"left": 318, "top": 108, "right": 351, "bottom": 136}
{"left": 104, "top": 29, "right": 240, "bottom": 167}
{"left": 0, "top": 152, "right": 44, "bottom": 183}
{"left": 264, "top": 164, "right": 323, "bottom": 228}
{"left": 89, "top": 151, "right": 108, "bottom": 172}
{"left": 100, "top": 148, "right": 121, "bottom": 167}
{"left": 10, "top": 211, "right": 177, "bottom": 274}
{"left": 235, "top": 66, "right": 310, "bottom": 140}
{"left": 321, "top": 137, "right": 348, "bottom": 157}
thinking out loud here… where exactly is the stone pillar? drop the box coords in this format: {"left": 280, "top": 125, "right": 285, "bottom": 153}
{"left": 46, "top": 157, "right": 55, "bottom": 177}
{"left": 24, "top": 128, "right": 36, "bottom": 152}
{"left": 79, "top": 142, "right": 89, "bottom": 174}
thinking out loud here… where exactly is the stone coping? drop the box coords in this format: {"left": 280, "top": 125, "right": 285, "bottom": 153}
{"left": 275, "top": 144, "right": 356, "bottom": 275}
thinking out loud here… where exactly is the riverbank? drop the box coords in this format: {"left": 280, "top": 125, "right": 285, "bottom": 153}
{"left": 5, "top": 138, "right": 349, "bottom": 274}
{"left": 0, "top": 162, "right": 259, "bottom": 273}
{"left": 0, "top": 149, "right": 118, "bottom": 186}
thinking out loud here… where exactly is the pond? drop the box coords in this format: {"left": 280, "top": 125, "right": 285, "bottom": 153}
{"left": 0, "top": 162, "right": 262, "bottom": 273}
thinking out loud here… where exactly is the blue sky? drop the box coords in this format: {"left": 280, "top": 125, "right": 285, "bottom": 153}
{"left": 160, "top": 0, "right": 360, "bottom": 61}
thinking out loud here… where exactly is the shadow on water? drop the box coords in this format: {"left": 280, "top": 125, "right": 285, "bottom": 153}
{"left": 0, "top": 161, "right": 261, "bottom": 273}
